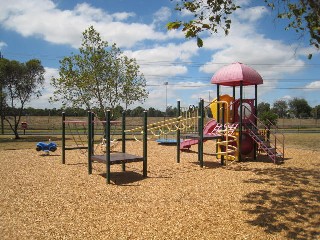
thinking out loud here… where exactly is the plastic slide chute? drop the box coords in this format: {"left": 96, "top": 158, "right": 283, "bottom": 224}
{"left": 180, "top": 119, "right": 219, "bottom": 150}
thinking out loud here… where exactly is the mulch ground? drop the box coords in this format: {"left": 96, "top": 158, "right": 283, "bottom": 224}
{"left": 0, "top": 140, "right": 319, "bottom": 240}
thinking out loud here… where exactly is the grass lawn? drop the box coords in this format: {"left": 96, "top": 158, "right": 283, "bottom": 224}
{"left": 283, "top": 133, "right": 320, "bottom": 150}
{"left": 0, "top": 132, "right": 319, "bottom": 151}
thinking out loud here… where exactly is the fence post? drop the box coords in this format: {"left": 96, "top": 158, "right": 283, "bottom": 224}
{"left": 177, "top": 100, "right": 181, "bottom": 163}
{"left": 62, "top": 112, "right": 66, "bottom": 164}
{"left": 88, "top": 111, "right": 92, "bottom": 174}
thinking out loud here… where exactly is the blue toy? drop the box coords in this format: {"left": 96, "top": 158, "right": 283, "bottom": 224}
{"left": 36, "top": 141, "right": 57, "bottom": 154}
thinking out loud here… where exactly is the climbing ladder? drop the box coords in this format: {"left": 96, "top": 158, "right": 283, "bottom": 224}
{"left": 245, "top": 115, "right": 285, "bottom": 164}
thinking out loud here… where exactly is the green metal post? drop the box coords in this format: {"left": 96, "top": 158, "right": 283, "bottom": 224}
{"left": 122, "top": 111, "right": 126, "bottom": 171}
{"left": 233, "top": 86, "right": 236, "bottom": 123}
{"left": 91, "top": 112, "right": 95, "bottom": 155}
{"left": 106, "top": 110, "right": 111, "bottom": 184}
{"left": 217, "top": 84, "right": 220, "bottom": 122}
{"left": 62, "top": 112, "right": 66, "bottom": 164}
{"left": 197, "top": 100, "right": 201, "bottom": 163}
{"left": 177, "top": 100, "right": 181, "bottom": 163}
{"left": 143, "top": 111, "right": 148, "bottom": 178}
{"left": 239, "top": 83, "right": 243, "bottom": 161}
{"left": 221, "top": 106, "right": 225, "bottom": 165}
{"left": 199, "top": 99, "right": 204, "bottom": 168}
{"left": 216, "top": 84, "right": 220, "bottom": 155}
{"left": 88, "top": 111, "right": 93, "bottom": 174}
{"left": 233, "top": 86, "right": 236, "bottom": 99}
{"left": 254, "top": 84, "right": 258, "bottom": 160}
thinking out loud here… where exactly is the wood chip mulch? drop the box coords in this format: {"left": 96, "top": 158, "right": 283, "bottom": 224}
{"left": 0, "top": 140, "right": 319, "bottom": 239}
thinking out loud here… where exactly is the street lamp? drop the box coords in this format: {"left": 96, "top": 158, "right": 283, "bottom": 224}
{"left": 164, "top": 82, "right": 168, "bottom": 116}
{"left": 208, "top": 90, "right": 213, "bottom": 102}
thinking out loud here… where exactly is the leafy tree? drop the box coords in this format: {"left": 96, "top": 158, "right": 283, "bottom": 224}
{"left": 148, "top": 107, "right": 164, "bottom": 117}
{"left": 130, "top": 106, "right": 145, "bottom": 117}
{"left": 166, "top": 106, "right": 178, "bottom": 117}
{"left": 0, "top": 58, "right": 45, "bottom": 139}
{"left": 167, "top": 0, "right": 320, "bottom": 56}
{"left": 0, "top": 58, "right": 8, "bottom": 134}
{"left": 112, "top": 105, "right": 124, "bottom": 119}
{"left": 259, "top": 110, "right": 278, "bottom": 140}
{"left": 288, "top": 97, "right": 312, "bottom": 118}
{"left": 272, "top": 100, "right": 288, "bottom": 118}
{"left": 51, "top": 26, "right": 148, "bottom": 120}
{"left": 257, "top": 102, "right": 270, "bottom": 117}
{"left": 311, "top": 105, "right": 320, "bottom": 119}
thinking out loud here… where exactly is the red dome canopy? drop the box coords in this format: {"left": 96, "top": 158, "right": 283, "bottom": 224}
{"left": 211, "top": 62, "right": 263, "bottom": 86}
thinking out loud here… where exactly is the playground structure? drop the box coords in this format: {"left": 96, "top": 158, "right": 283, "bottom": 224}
{"left": 60, "top": 62, "right": 285, "bottom": 184}
{"left": 209, "top": 62, "right": 285, "bottom": 163}
{"left": 62, "top": 111, "right": 147, "bottom": 184}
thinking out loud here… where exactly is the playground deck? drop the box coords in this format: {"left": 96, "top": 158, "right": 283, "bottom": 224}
{"left": 182, "top": 133, "right": 224, "bottom": 140}
{"left": 91, "top": 153, "right": 143, "bottom": 165}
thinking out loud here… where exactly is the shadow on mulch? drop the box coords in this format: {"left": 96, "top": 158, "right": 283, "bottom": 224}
{"left": 240, "top": 154, "right": 292, "bottom": 164}
{"left": 190, "top": 160, "right": 222, "bottom": 169}
{"left": 99, "top": 171, "right": 145, "bottom": 186}
{"left": 230, "top": 165, "right": 320, "bottom": 239}
{"left": 38, "top": 153, "right": 61, "bottom": 157}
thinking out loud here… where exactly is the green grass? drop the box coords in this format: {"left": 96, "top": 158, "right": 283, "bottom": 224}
{"left": 1, "top": 116, "right": 319, "bottom": 151}
{"left": 283, "top": 133, "right": 320, "bottom": 150}
{"left": 1, "top": 132, "right": 319, "bottom": 151}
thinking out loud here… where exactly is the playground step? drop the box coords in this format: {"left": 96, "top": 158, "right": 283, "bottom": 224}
{"left": 263, "top": 147, "right": 276, "bottom": 154}
{"left": 260, "top": 141, "right": 271, "bottom": 148}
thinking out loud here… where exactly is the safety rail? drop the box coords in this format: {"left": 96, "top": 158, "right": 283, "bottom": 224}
{"left": 243, "top": 105, "right": 285, "bottom": 163}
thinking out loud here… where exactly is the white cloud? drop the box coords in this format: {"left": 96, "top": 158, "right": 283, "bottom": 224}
{"left": 280, "top": 95, "right": 293, "bottom": 101}
{"left": 28, "top": 67, "right": 60, "bottom": 108}
{"left": 305, "top": 81, "right": 320, "bottom": 90}
{"left": 124, "top": 41, "right": 199, "bottom": 80}
{"left": 0, "top": 0, "right": 174, "bottom": 49}
{"left": 235, "top": 6, "right": 269, "bottom": 22}
{"left": 0, "top": 41, "right": 7, "bottom": 49}
{"left": 197, "top": 5, "right": 307, "bottom": 99}
{"left": 74, "top": 3, "right": 112, "bottom": 22}
{"left": 153, "top": 7, "right": 172, "bottom": 23}
{"left": 112, "top": 12, "right": 136, "bottom": 21}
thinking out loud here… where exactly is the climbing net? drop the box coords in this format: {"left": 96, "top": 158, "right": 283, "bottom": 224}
{"left": 93, "top": 119, "right": 120, "bottom": 154}
{"left": 63, "top": 118, "right": 120, "bottom": 155}
{"left": 64, "top": 120, "right": 88, "bottom": 155}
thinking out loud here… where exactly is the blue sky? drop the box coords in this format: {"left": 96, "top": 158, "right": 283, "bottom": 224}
{"left": 1, "top": 0, "right": 319, "bottom": 110}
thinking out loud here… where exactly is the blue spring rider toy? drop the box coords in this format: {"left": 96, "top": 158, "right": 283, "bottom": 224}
{"left": 36, "top": 140, "right": 57, "bottom": 155}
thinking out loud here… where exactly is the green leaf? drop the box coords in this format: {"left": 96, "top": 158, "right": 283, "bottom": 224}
{"left": 202, "top": 24, "right": 210, "bottom": 29}
{"left": 166, "top": 22, "right": 182, "bottom": 30}
{"left": 197, "top": 37, "right": 203, "bottom": 47}
{"left": 308, "top": 53, "right": 312, "bottom": 60}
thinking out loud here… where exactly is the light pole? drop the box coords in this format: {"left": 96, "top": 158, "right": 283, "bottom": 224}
{"left": 164, "top": 81, "right": 168, "bottom": 116}
{"left": 208, "top": 90, "right": 213, "bottom": 102}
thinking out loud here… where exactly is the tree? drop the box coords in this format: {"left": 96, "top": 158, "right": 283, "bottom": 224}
{"left": 259, "top": 111, "right": 278, "bottom": 140}
{"left": 288, "top": 97, "right": 312, "bottom": 118}
{"left": 272, "top": 100, "right": 288, "bottom": 118}
{"left": 257, "top": 102, "right": 270, "bottom": 117}
{"left": 311, "top": 105, "right": 320, "bottom": 119}
{"left": 167, "top": 0, "right": 320, "bottom": 56}
{"left": 51, "top": 26, "right": 148, "bottom": 120}
{"left": 148, "top": 107, "right": 164, "bottom": 117}
{"left": 0, "top": 58, "right": 45, "bottom": 139}
{"left": 130, "top": 106, "right": 145, "bottom": 117}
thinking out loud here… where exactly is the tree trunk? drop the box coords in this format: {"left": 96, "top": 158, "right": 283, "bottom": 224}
{"left": 14, "top": 130, "right": 20, "bottom": 139}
